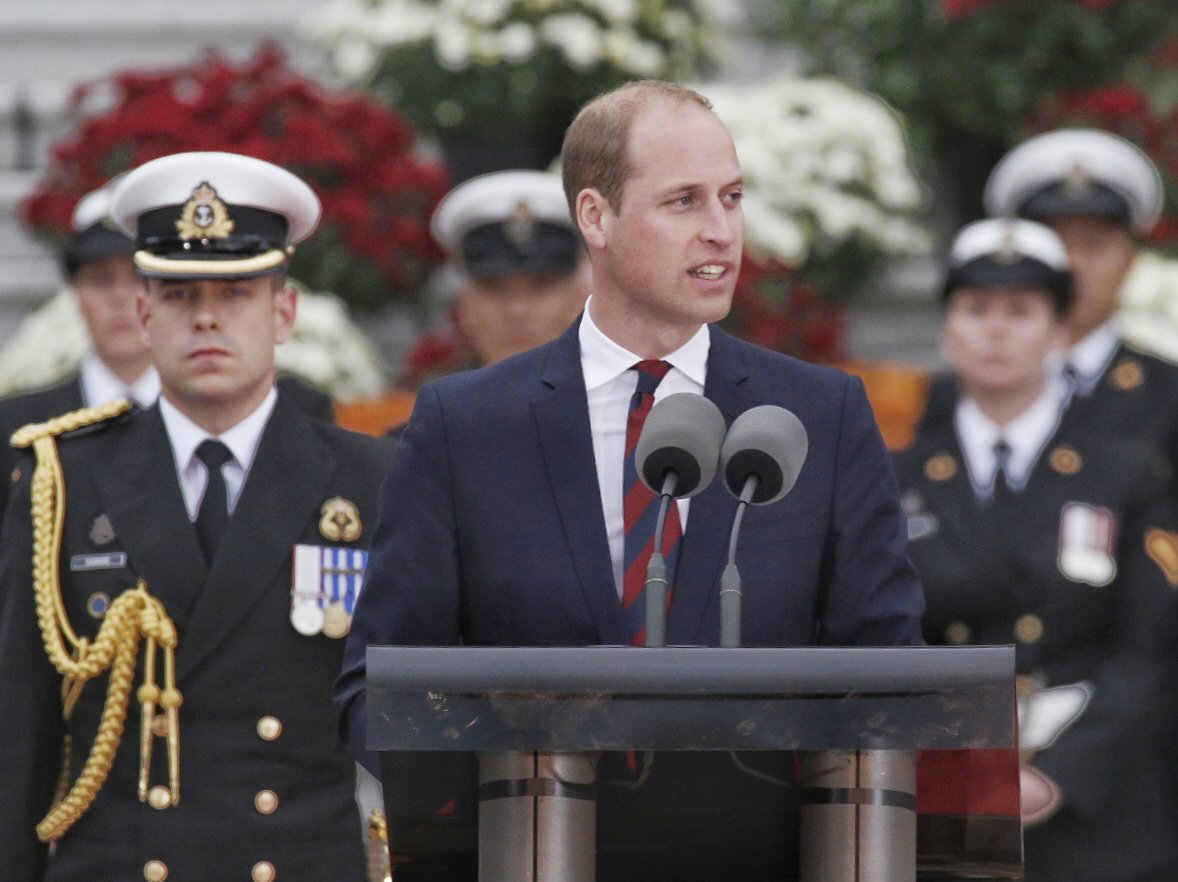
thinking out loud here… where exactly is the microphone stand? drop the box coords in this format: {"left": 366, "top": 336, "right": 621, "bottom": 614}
{"left": 643, "top": 471, "right": 678, "bottom": 648}
{"left": 720, "top": 474, "right": 759, "bottom": 648}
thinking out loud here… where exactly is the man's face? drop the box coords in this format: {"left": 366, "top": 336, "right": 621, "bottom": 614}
{"left": 942, "top": 286, "right": 1065, "bottom": 397}
{"left": 138, "top": 275, "right": 294, "bottom": 417}
{"left": 71, "top": 255, "right": 148, "bottom": 370}
{"left": 583, "top": 101, "right": 744, "bottom": 340}
{"left": 453, "top": 261, "right": 590, "bottom": 365}
{"left": 1046, "top": 215, "right": 1137, "bottom": 343}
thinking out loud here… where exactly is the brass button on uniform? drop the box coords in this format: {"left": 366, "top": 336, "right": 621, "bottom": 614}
{"left": 1014, "top": 613, "right": 1044, "bottom": 644}
{"left": 944, "top": 621, "right": 972, "bottom": 645}
{"left": 251, "top": 860, "right": 276, "bottom": 882}
{"left": 256, "top": 716, "right": 282, "bottom": 741}
{"left": 255, "top": 789, "right": 279, "bottom": 815}
{"left": 151, "top": 715, "right": 170, "bottom": 738}
{"left": 143, "top": 860, "right": 168, "bottom": 882}
{"left": 148, "top": 786, "right": 173, "bottom": 810}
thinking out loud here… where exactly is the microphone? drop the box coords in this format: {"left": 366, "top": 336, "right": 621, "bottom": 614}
{"left": 634, "top": 393, "right": 726, "bottom": 647}
{"left": 717, "top": 406, "right": 809, "bottom": 647}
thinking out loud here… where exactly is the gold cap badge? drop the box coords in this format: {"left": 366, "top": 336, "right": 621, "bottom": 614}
{"left": 994, "top": 230, "right": 1022, "bottom": 265}
{"left": 319, "top": 497, "right": 362, "bottom": 542}
{"left": 924, "top": 453, "right": 957, "bottom": 482}
{"left": 504, "top": 201, "right": 536, "bottom": 245}
{"left": 175, "top": 181, "right": 235, "bottom": 241}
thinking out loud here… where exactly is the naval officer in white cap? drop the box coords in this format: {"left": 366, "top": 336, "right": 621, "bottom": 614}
{"left": 983, "top": 128, "right": 1178, "bottom": 467}
{"left": 895, "top": 216, "right": 1178, "bottom": 882}
{"left": 0, "top": 151, "right": 391, "bottom": 882}
{"left": 402, "top": 169, "right": 589, "bottom": 387}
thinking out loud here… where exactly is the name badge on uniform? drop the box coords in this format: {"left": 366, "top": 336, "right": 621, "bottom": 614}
{"left": 1057, "top": 502, "right": 1117, "bottom": 586}
{"left": 290, "top": 544, "right": 369, "bottom": 638}
{"left": 70, "top": 552, "right": 128, "bottom": 572}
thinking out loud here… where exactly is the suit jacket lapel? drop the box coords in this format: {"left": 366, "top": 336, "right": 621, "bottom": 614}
{"left": 533, "top": 321, "right": 624, "bottom": 645}
{"left": 667, "top": 327, "right": 754, "bottom": 646}
{"left": 176, "top": 397, "right": 333, "bottom": 679}
{"left": 96, "top": 407, "right": 209, "bottom": 631}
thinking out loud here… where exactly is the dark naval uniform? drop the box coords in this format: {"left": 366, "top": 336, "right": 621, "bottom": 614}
{"left": 0, "top": 390, "right": 391, "bottom": 882}
{"left": 893, "top": 422, "right": 1178, "bottom": 882}
{"left": 0, "top": 377, "right": 84, "bottom": 514}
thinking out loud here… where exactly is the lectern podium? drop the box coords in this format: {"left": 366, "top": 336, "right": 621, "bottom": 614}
{"left": 368, "top": 645, "right": 1019, "bottom": 881}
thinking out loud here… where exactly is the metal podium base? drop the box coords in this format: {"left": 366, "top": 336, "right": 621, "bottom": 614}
{"left": 479, "top": 752, "right": 599, "bottom": 882}
{"left": 799, "top": 750, "right": 917, "bottom": 882}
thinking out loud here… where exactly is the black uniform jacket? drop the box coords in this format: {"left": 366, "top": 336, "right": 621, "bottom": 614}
{"left": 0, "top": 390, "right": 391, "bottom": 882}
{"left": 893, "top": 421, "right": 1177, "bottom": 882}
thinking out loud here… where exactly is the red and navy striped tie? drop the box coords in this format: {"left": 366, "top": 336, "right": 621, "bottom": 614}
{"left": 621, "top": 359, "right": 683, "bottom": 645}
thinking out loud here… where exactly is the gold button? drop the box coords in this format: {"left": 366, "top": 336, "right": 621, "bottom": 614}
{"left": 255, "top": 789, "right": 279, "bottom": 815}
{"left": 944, "top": 621, "right": 971, "bottom": 645}
{"left": 252, "top": 860, "right": 276, "bottom": 882}
{"left": 1014, "top": 613, "right": 1044, "bottom": 644}
{"left": 11, "top": 466, "right": 21, "bottom": 483}
{"left": 257, "top": 716, "right": 282, "bottom": 741}
{"left": 148, "top": 786, "right": 172, "bottom": 810}
{"left": 144, "top": 860, "right": 168, "bottom": 882}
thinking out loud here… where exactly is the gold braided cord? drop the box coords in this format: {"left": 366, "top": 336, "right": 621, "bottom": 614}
{"left": 11, "top": 400, "right": 182, "bottom": 843}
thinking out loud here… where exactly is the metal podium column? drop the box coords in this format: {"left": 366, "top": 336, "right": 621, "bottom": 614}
{"left": 478, "top": 751, "right": 597, "bottom": 882}
{"left": 799, "top": 750, "right": 917, "bottom": 882}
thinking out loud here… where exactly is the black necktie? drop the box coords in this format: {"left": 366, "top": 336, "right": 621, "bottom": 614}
{"left": 195, "top": 439, "right": 233, "bottom": 563}
{"left": 991, "top": 438, "right": 1013, "bottom": 505}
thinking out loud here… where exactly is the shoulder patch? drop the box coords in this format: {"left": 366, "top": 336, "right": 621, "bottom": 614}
{"left": 9, "top": 399, "right": 134, "bottom": 449}
{"left": 1144, "top": 528, "right": 1178, "bottom": 588}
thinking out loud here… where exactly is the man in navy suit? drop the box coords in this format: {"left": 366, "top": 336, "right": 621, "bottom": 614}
{"left": 337, "top": 80, "right": 924, "bottom": 880}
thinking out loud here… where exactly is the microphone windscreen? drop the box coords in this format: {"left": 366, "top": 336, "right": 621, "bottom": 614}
{"left": 635, "top": 393, "right": 726, "bottom": 498}
{"left": 720, "top": 405, "right": 808, "bottom": 504}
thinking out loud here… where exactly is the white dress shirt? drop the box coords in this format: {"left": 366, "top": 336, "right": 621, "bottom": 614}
{"left": 79, "top": 352, "right": 161, "bottom": 408}
{"left": 955, "top": 378, "right": 1067, "bottom": 497}
{"left": 579, "top": 298, "right": 710, "bottom": 597}
{"left": 159, "top": 387, "right": 277, "bottom": 520}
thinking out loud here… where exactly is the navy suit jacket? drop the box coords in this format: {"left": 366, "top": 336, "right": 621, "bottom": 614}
{"left": 338, "top": 320, "right": 923, "bottom": 761}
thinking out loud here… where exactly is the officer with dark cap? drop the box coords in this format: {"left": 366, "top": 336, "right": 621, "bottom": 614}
{"left": 401, "top": 169, "right": 589, "bottom": 386}
{"left": 0, "top": 151, "right": 391, "bottom": 882}
{"left": 0, "top": 182, "right": 156, "bottom": 512}
{"left": 894, "top": 217, "right": 1178, "bottom": 882}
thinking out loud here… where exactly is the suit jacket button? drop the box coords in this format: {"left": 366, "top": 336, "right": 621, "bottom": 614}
{"left": 1014, "top": 613, "right": 1044, "bottom": 644}
{"left": 257, "top": 716, "right": 283, "bottom": 741}
{"left": 143, "top": 860, "right": 168, "bottom": 881}
{"left": 255, "top": 789, "right": 279, "bottom": 815}
{"left": 148, "top": 786, "right": 173, "bottom": 810}
{"left": 943, "top": 621, "right": 971, "bottom": 645}
{"left": 252, "top": 860, "right": 276, "bottom": 882}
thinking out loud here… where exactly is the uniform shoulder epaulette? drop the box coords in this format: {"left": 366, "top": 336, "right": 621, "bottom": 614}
{"left": 9, "top": 398, "right": 134, "bottom": 449}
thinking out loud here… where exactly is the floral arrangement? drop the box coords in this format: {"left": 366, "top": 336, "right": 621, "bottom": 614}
{"left": 754, "top": 0, "right": 1178, "bottom": 151}
{"left": 302, "top": 0, "right": 723, "bottom": 163}
{"left": 702, "top": 75, "right": 929, "bottom": 300}
{"left": 0, "top": 285, "right": 387, "bottom": 400}
{"left": 21, "top": 46, "right": 450, "bottom": 313}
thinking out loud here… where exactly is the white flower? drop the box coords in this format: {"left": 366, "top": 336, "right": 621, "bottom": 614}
{"left": 540, "top": 14, "right": 604, "bottom": 70}
{"left": 1119, "top": 251, "right": 1178, "bottom": 362}
{"left": 435, "top": 19, "right": 474, "bottom": 69}
{"left": 593, "top": 0, "right": 638, "bottom": 25}
{"left": 498, "top": 22, "right": 537, "bottom": 61}
{"left": 0, "top": 288, "right": 90, "bottom": 395}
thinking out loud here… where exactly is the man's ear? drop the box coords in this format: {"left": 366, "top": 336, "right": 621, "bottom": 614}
{"left": 135, "top": 289, "right": 152, "bottom": 346}
{"left": 273, "top": 284, "right": 297, "bottom": 345}
{"left": 575, "top": 188, "right": 611, "bottom": 251}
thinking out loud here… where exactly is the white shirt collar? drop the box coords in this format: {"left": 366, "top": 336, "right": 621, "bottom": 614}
{"left": 79, "top": 352, "right": 161, "bottom": 408}
{"left": 955, "top": 378, "right": 1066, "bottom": 492}
{"left": 1064, "top": 321, "right": 1121, "bottom": 385}
{"left": 578, "top": 296, "right": 710, "bottom": 391}
{"left": 159, "top": 385, "right": 277, "bottom": 485}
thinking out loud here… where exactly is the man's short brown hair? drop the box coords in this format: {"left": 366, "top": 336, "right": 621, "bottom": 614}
{"left": 561, "top": 80, "right": 713, "bottom": 216}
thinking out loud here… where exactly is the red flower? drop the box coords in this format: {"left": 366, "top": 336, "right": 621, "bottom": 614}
{"left": 22, "top": 45, "right": 450, "bottom": 310}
